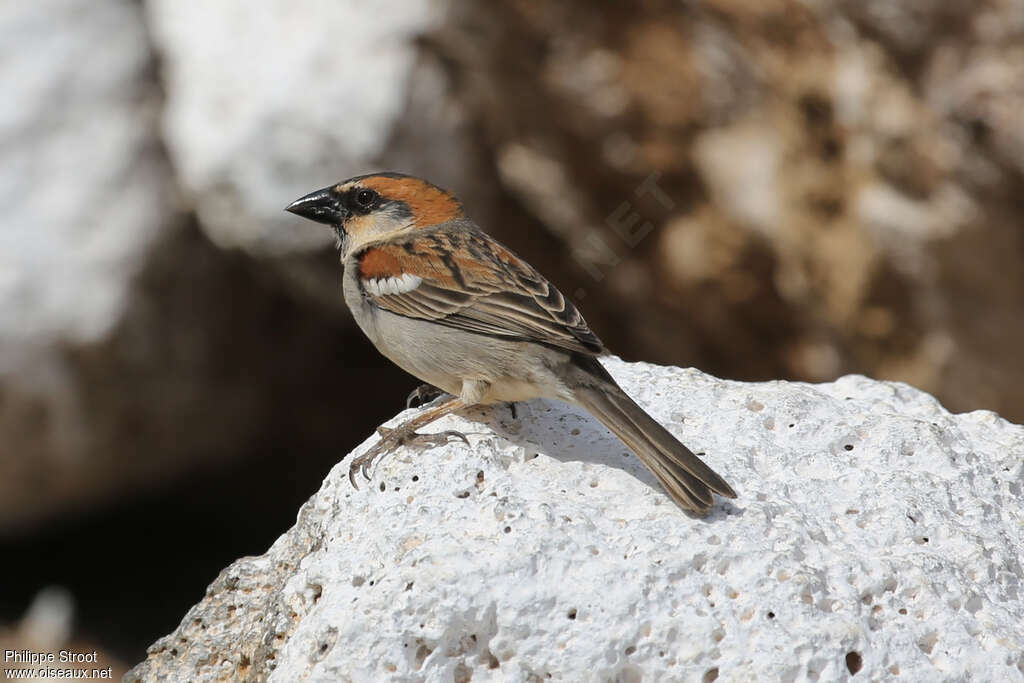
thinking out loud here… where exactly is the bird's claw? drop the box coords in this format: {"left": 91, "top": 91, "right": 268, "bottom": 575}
{"left": 347, "top": 424, "right": 469, "bottom": 489}
{"left": 437, "top": 429, "right": 470, "bottom": 447}
{"left": 406, "top": 383, "right": 446, "bottom": 409}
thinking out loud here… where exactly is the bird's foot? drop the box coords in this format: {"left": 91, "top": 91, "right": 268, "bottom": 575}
{"left": 349, "top": 423, "right": 469, "bottom": 488}
{"left": 406, "top": 383, "right": 447, "bottom": 409}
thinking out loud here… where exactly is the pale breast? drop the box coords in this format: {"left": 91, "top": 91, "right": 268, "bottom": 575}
{"left": 341, "top": 257, "right": 573, "bottom": 405}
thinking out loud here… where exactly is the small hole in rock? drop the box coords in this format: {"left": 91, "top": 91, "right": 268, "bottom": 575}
{"left": 412, "top": 475, "right": 419, "bottom": 482}
{"left": 504, "top": 526, "right": 511, "bottom": 534}
{"left": 766, "top": 611, "right": 775, "bottom": 620}
{"left": 379, "top": 482, "right": 386, "bottom": 492}
{"left": 455, "top": 491, "right": 470, "bottom": 499}
{"left": 415, "top": 644, "right": 432, "bottom": 668}
{"left": 625, "top": 645, "right": 636, "bottom": 656}
{"left": 567, "top": 608, "right": 577, "bottom": 620}
{"left": 845, "top": 651, "right": 862, "bottom": 675}
{"left": 703, "top": 667, "right": 719, "bottom": 682}
{"left": 844, "top": 444, "right": 854, "bottom": 451}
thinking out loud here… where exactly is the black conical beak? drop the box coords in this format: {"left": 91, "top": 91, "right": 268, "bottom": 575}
{"left": 285, "top": 187, "right": 347, "bottom": 226}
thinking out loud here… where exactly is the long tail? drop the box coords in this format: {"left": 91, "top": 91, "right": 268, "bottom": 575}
{"left": 571, "top": 360, "right": 736, "bottom": 514}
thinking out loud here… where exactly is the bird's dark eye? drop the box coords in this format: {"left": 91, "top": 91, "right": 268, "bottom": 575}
{"left": 355, "top": 189, "right": 377, "bottom": 209}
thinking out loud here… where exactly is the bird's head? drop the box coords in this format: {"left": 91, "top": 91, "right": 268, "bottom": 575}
{"left": 286, "top": 172, "right": 464, "bottom": 253}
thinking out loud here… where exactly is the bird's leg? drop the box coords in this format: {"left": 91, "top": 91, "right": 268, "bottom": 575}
{"left": 508, "top": 402, "right": 518, "bottom": 419}
{"left": 349, "top": 396, "right": 469, "bottom": 488}
{"left": 406, "top": 383, "right": 447, "bottom": 409}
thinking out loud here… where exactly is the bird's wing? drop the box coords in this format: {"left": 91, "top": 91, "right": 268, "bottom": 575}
{"left": 354, "top": 228, "right": 604, "bottom": 355}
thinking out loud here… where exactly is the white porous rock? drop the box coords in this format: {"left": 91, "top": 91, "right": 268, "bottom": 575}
{"left": 128, "top": 359, "right": 1024, "bottom": 682}
{"left": 144, "top": 0, "right": 446, "bottom": 253}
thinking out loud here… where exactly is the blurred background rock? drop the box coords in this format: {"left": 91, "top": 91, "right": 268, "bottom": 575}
{"left": 2, "top": 0, "right": 1021, "bottom": 664}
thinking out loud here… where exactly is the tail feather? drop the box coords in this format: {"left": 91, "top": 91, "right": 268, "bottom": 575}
{"left": 573, "top": 380, "right": 736, "bottom": 514}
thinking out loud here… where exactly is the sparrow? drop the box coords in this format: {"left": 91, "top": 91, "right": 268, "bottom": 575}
{"left": 286, "top": 172, "right": 736, "bottom": 513}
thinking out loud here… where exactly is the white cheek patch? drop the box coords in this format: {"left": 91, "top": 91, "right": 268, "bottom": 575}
{"left": 365, "top": 273, "right": 423, "bottom": 297}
